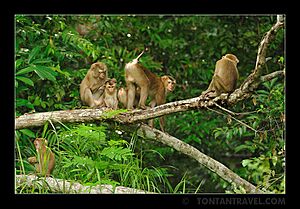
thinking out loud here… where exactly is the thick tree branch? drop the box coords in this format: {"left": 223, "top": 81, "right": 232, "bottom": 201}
{"left": 16, "top": 174, "right": 153, "bottom": 194}
{"left": 15, "top": 18, "right": 284, "bottom": 130}
{"left": 15, "top": 67, "right": 284, "bottom": 130}
{"left": 135, "top": 124, "right": 263, "bottom": 194}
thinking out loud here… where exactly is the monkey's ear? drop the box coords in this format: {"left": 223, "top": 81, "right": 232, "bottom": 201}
{"left": 91, "top": 63, "right": 97, "bottom": 69}
{"left": 161, "top": 76, "right": 169, "bottom": 82}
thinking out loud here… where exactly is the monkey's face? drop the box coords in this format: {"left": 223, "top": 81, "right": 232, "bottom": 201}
{"left": 162, "top": 76, "right": 176, "bottom": 92}
{"left": 91, "top": 63, "right": 107, "bottom": 79}
{"left": 166, "top": 79, "right": 176, "bottom": 92}
{"left": 106, "top": 84, "right": 116, "bottom": 93}
{"left": 34, "top": 138, "right": 47, "bottom": 150}
{"left": 93, "top": 67, "right": 106, "bottom": 79}
{"left": 105, "top": 79, "right": 117, "bottom": 93}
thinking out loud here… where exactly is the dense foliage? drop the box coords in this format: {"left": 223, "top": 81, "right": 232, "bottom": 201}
{"left": 15, "top": 15, "right": 285, "bottom": 193}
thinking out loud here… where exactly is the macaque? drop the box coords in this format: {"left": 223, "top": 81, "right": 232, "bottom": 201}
{"left": 80, "top": 62, "right": 108, "bottom": 108}
{"left": 147, "top": 75, "right": 176, "bottom": 132}
{"left": 124, "top": 51, "right": 176, "bottom": 131}
{"left": 201, "top": 54, "right": 239, "bottom": 98}
{"left": 102, "top": 78, "right": 118, "bottom": 109}
{"left": 27, "top": 138, "right": 55, "bottom": 177}
{"left": 121, "top": 75, "right": 175, "bottom": 131}
{"left": 124, "top": 50, "right": 149, "bottom": 110}
{"left": 117, "top": 86, "right": 140, "bottom": 109}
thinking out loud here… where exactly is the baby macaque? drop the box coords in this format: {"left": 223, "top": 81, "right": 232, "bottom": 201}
{"left": 80, "top": 62, "right": 108, "bottom": 108}
{"left": 201, "top": 54, "right": 239, "bottom": 98}
{"left": 117, "top": 86, "right": 140, "bottom": 109}
{"left": 27, "top": 138, "right": 55, "bottom": 177}
{"left": 102, "top": 78, "right": 118, "bottom": 109}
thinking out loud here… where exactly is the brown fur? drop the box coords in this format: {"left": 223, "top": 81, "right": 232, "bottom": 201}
{"left": 202, "top": 54, "right": 239, "bottom": 97}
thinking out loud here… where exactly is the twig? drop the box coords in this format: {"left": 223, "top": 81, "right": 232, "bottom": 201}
{"left": 207, "top": 106, "right": 258, "bottom": 133}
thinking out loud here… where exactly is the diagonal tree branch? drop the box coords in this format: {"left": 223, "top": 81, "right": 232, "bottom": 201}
{"left": 135, "top": 124, "right": 264, "bottom": 193}
{"left": 15, "top": 69, "right": 285, "bottom": 130}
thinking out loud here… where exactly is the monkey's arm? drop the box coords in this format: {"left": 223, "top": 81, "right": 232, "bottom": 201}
{"left": 213, "top": 74, "right": 232, "bottom": 93}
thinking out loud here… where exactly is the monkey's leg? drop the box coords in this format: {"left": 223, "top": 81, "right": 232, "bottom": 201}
{"left": 213, "top": 75, "right": 232, "bottom": 93}
{"left": 136, "top": 79, "right": 149, "bottom": 110}
{"left": 201, "top": 77, "right": 215, "bottom": 96}
{"left": 94, "top": 94, "right": 105, "bottom": 108}
{"left": 148, "top": 100, "right": 156, "bottom": 129}
{"left": 127, "top": 82, "right": 136, "bottom": 109}
{"left": 159, "top": 116, "right": 165, "bottom": 132}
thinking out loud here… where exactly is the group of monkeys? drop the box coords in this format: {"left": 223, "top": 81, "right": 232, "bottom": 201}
{"left": 79, "top": 50, "right": 177, "bottom": 132}
{"left": 27, "top": 51, "right": 239, "bottom": 177}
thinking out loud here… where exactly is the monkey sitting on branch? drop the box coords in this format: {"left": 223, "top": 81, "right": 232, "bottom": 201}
{"left": 123, "top": 50, "right": 176, "bottom": 132}
{"left": 201, "top": 54, "right": 239, "bottom": 98}
{"left": 80, "top": 62, "right": 108, "bottom": 108}
{"left": 101, "top": 78, "right": 119, "bottom": 110}
{"left": 27, "top": 138, "right": 55, "bottom": 177}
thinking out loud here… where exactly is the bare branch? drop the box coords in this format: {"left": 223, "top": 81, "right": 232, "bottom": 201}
{"left": 16, "top": 174, "right": 154, "bottom": 194}
{"left": 261, "top": 70, "right": 285, "bottom": 82}
{"left": 135, "top": 124, "right": 264, "bottom": 193}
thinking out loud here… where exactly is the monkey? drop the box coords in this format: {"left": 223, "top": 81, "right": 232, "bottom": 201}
{"left": 117, "top": 86, "right": 140, "bottom": 109}
{"left": 147, "top": 75, "right": 176, "bottom": 132}
{"left": 124, "top": 50, "right": 149, "bottom": 110}
{"left": 124, "top": 50, "right": 176, "bottom": 131}
{"left": 201, "top": 54, "right": 239, "bottom": 98}
{"left": 80, "top": 62, "right": 108, "bottom": 108}
{"left": 27, "top": 138, "right": 55, "bottom": 177}
{"left": 120, "top": 76, "right": 176, "bottom": 131}
{"left": 102, "top": 78, "right": 119, "bottom": 109}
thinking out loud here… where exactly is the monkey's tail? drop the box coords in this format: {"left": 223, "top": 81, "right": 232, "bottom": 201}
{"left": 131, "top": 50, "right": 145, "bottom": 64}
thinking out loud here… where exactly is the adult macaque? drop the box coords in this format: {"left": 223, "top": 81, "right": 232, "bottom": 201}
{"left": 102, "top": 78, "right": 118, "bottom": 109}
{"left": 124, "top": 50, "right": 149, "bottom": 110}
{"left": 80, "top": 62, "right": 108, "bottom": 108}
{"left": 147, "top": 75, "right": 176, "bottom": 132}
{"left": 201, "top": 54, "right": 239, "bottom": 98}
{"left": 124, "top": 50, "right": 176, "bottom": 131}
{"left": 121, "top": 75, "right": 175, "bottom": 131}
{"left": 27, "top": 138, "right": 55, "bottom": 177}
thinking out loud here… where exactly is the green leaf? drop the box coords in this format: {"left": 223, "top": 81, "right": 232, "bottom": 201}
{"left": 16, "top": 66, "right": 36, "bottom": 75}
{"left": 15, "top": 98, "right": 34, "bottom": 109}
{"left": 19, "top": 129, "right": 36, "bottom": 138}
{"left": 31, "top": 59, "right": 52, "bottom": 65}
{"left": 234, "top": 144, "right": 254, "bottom": 153}
{"left": 242, "top": 159, "right": 252, "bottom": 167}
{"left": 28, "top": 46, "right": 41, "bottom": 64}
{"left": 34, "top": 66, "right": 57, "bottom": 81}
{"left": 15, "top": 59, "right": 24, "bottom": 69}
{"left": 16, "top": 76, "right": 34, "bottom": 86}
